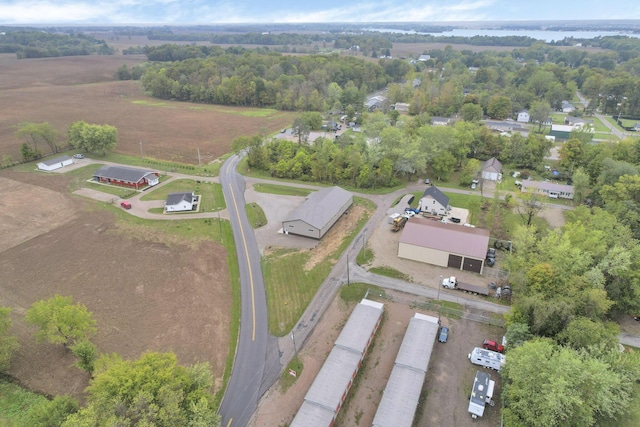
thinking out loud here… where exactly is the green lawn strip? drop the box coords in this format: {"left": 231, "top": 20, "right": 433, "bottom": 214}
{"left": 94, "top": 152, "right": 221, "bottom": 177}
{"left": 368, "top": 266, "right": 410, "bottom": 281}
{"left": 279, "top": 357, "right": 304, "bottom": 393}
{"left": 245, "top": 202, "right": 267, "bottom": 228}
{"left": 141, "top": 180, "right": 225, "bottom": 212}
{"left": 263, "top": 197, "right": 374, "bottom": 336}
{"left": 339, "top": 283, "right": 385, "bottom": 303}
{"left": 253, "top": 183, "right": 313, "bottom": 197}
{"left": 0, "top": 379, "right": 48, "bottom": 426}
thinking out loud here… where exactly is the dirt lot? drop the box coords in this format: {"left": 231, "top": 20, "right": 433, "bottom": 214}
{"left": 251, "top": 289, "right": 504, "bottom": 427}
{"left": 0, "top": 171, "right": 232, "bottom": 399}
{"left": 0, "top": 53, "right": 295, "bottom": 164}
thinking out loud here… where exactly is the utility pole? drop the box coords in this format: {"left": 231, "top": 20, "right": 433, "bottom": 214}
{"left": 197, "top": 147, "right": 201, "bottom": 167}
{"left": 291, "top": 331, "right": 299, "bottom": 369}
{"left": 139, "top": 141, "right": 144, "bottom": 158}
{"left": 347, "top": 254, "right": 350, "bottom": 286}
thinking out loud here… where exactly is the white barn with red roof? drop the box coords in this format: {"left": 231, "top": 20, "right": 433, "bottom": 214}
{"left": 398, "top": 217, "right": 490, "bottom": 274}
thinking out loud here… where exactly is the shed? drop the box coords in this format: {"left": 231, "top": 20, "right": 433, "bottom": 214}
{"left": 418, "top": 186, "right": 449, "bottom": 216}
{"left": 516, "top": 111, "right": 530, "bottom": 123}
{"left": 482, "top": 157, "right": 502, "bottom": 181}
{"left": 93, "top": 165, "right": 159, "bottom": 189}
{"left": 37, "top": 155, "right": 73, "bottom": 172}
{"left": 282, "top": 186, "right": 352, "bottom": 239}
{"left": 165, "top": 192, "right": 196, "bottom": 212}
{"left": 398, "top": 217, "right": 490, "bottom": 274}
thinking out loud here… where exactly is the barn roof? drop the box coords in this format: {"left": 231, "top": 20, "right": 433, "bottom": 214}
{"left": 39, "top": 155, "right": 72, "bottom": 166}
{"left": 93, "top": 165, "right": 156, "bottom": 183}
{"left": 399, "top": 217, "right": 490, "bottom": 259}
{"left": 284, "top": 186, "right": 352, "bottom": 229}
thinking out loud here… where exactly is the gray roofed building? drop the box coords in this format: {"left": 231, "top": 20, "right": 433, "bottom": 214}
{"left": 520, "top": 180, "right": 574, "bottom": 200}
{"left": 482, "top": 157, "right": 502, "bottom": 181}
{"left": 431, "top": 116, "right": 450, "bottom": 126}
{"left": 419, "top": 186, "right": 449, "bottom": 216}
{"left": 93, "top": 165, "right": 159, "bottom": 189}
{"left": 165, "top": 191, "right": 196, "bottom": 212}
{"left": 282, "top": 186, "right": 353, "bottom": 239}
{"left": 37, "top": 155, "right": 73, "bottom": 171}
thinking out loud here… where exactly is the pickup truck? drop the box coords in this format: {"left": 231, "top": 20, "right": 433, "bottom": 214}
{"left": 441, "top": 276, "right": 490, "bottom": 296}
{"left": 482, "top": 339, "right": 505, "bottom": 354}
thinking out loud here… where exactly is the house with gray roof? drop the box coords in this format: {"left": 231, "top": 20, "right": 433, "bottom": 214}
{"left": 398, "top": 217, "right": 490, "bottom": 273}
{"left": 92, "top": 165, "right": 159, "bottom": 189}
{"left": 520, "top": 180, "right": 574, "bottom": 200}
{"left": 431, "top": 117, "right": 450, "bottom": 126}
{"left": 282, "top": 186, "right": 353, "bottom": 239}
{"left": 419, "top": 186, "right": 449, "bottom": 216}
{"left": 483, "top": 120, "right": 529, "bottom": 137}
{"left": 165, "top": 191, "right": 197, "bottom": 212}
{"left": 37, "top": 155, "right": 73, "bottom": 172}
{"left": 482, "top": 157, "right": 502, "bottom": 181}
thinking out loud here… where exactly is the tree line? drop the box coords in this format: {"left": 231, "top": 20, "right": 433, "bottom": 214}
{"left": 0, "top": 30, "right": 114, "bottom": 58}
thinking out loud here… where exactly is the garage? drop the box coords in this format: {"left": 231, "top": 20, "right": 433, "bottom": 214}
{"left": 448, "top": 254, "right": 462, "bottom": 269}
{"left": 463, "top": 257, "right": 483, "bottom": 273}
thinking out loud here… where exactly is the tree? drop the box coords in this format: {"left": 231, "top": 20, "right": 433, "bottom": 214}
{"left": 516, "top": 192, "right": 544, "bottom": 227}
{"left": 459, "top": 102, "right": 483, "bottom": 122}
{"left": 291, "top": 118, "right": 310, "bottom": 145}
{"left": 558, "top": 317, "right": 619, "bottom": 350}
{"left": 571, "top": 167, "right": 590, "bottom": 204}
{"left": 27, "top": 395, "right": 79, "bottom": 427}
{"left": 62, "top": 352, "right": 220, "bottom": 427}
{"left": 26, "top": 295, "right": 96, "bottom": 347}
{"left": 68, "top": 121, "right": 117, "bottom": 155}
{"left": 0, "top": 307, "right": 19, "bottom": 372}
{"left": 71, "top": 339, "right": 98, "bottom": 374}
{"left": 16, "top": 122, "right": 59, "bottom": 156}
{"left": 529, "top": 100, "right": 552, "bottom": 132}
{"left": 486, "top": 94, "right": 512, "bottom": 119}
{"left": 431, "top": 150, "right": 457, "bottom": 182}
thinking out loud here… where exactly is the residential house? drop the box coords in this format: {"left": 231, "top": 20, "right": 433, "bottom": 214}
{"left": 561, "top": 101, "right": 576, "bottom": 113}
{"left": 481, "top": 157, "right": 502, "bottom": 182}
{"left": 564, "top": 116, "right": 592, "bottom": 127}
{"left": 92, "top": 165, "right": 159, "bottom": 189}
{"left": 37, "top": 155, "right": 73, "bottom": 172}
{"left": 366, "top": 96, "right": 387, "bottom": 112}
{"left": 431, "top": 117, "right": 451, "bottom": 126}
{"left": 419, "top": 186, "right": 449, "bottom": 216}
{"left": 165, "top": 192, "right": 197, "bottom": 212}
{"left": 520, "top": 180, "right": 574, "bottom": 200}
{"left": 393, "top": 103, "right": 410, "bottom": 113}
{"left": 418, "top": 54, "right": 431, "bottom": 62}
{"left": 516, "top": 111, "right": 530, "bottom": 123}
{"left": 484, "top": 120, "right": 529, "bottom": 137}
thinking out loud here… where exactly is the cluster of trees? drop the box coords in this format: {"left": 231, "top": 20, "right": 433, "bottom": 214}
{"left": 0, "top": 30, "right": 114, "bottom": 58}
{"left": 502, "top": 207, "right": 640, "bottom": 425}
{"left": 141, "top": 50, "right": 388, "bottom": 110}
{"left": 16, "top": 122, "right": 60, "bottom": 161}
{"left": 68, "top": 121, "right": 118, "bottom": 156}
{"left": 1, "top": 295, "right": 220, "bottom": 426}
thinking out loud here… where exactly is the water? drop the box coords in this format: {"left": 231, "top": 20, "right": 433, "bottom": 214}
{"left": 367, "top": 28, "right": 640, "bottom": 42}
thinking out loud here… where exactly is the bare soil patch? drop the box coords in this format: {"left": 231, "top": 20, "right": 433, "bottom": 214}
{"left": 0, "top": 172, "right": 231, "bottom": 400}
{"left": 0, "top": 54, "right": 295, "bottom": 164}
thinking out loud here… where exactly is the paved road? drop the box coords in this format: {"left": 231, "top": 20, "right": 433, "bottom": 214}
{"left": 218, "top": 153, "right": 279, "bottom": 427}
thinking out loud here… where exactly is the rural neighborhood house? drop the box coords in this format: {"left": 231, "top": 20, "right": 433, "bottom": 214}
{"left": 37, "top": 155, "right": 73, "bottom": 171}
{"left": 418, "top": 186, "right": 450, "bottom": 216}
{"left": 92, "top": 165, "right": 159, "bottom": 189}
{"left": 165, "top": 191, "right": 197, "bottom": 212}
{"left": 282, "top": 186, "right": 353, "bottom": 239}
{"left": 398, "top": 217, "right": 491, "bottom": 273}
{"left": 481, "top": 157, "right": 503, "bottom": 182}
{"left": 520, "top": 180, "right": 575, "bottom": 199}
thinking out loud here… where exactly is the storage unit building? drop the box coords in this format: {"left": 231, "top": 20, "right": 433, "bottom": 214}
{"left": 398, "top": 217, "right": 490, "bottom": 274}
{"left": 282, "top": 186, "right": 352, "bottom": 239}
{"left": 37, "top": 155, "right": 73, "bottom": 171}
{"left": 93, "top": 165, "right": 159, "bottom": 189}
{"left": 290, "top": 299, "right": 384, "bottom": 427}
{"left": 372, "top": 313, "right": 440, "bottom": 427}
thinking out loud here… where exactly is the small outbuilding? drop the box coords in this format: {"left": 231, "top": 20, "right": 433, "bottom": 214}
{"left": 481, "top": 157, "right": 503, "bottom": 182}
{"left": 398, "top": 217, "right": 490, "bottom": 274}
{"left": 165, "top": 192, "right": 197, "bottom": 212}
{"left": 282, "top": 186, "right": 353, "bottom": 239}
{"left": 419, "top": 186, "right": 449, "bottom": 216}
{"left": 516, "top": 110, "right": 530, "bottom": 123}
{"left": 37, "top": 155, "right": 73, "bottom": 171}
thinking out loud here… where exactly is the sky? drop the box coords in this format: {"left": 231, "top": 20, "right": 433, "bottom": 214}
{"left": 1, "top": 0, "right": 640, "bottom": 25}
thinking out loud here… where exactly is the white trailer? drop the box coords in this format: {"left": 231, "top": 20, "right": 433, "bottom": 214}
{"left": 468, "top": 370, "right": 495, "bottom": 419}
{"left": 468, "top": 347, "right": 506, "bottom": 371}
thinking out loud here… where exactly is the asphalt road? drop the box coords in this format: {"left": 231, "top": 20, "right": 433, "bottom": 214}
{"left": 218, "top": 153, "right": 276, "bottom": 427}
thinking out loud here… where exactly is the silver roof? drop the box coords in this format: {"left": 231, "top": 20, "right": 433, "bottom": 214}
{"left": 284, "top": 186, "right": 352, "bottom": 229}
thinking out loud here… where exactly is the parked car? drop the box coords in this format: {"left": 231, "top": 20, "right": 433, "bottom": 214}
{"left": 73, "top": 153, "right": 84, "bottom": 159}
{"left": 424, "top": 178, "right": 431, "bottom": 185}
{"left": 280, "top": 128, "right": 287, "bottom": 133}
{"left": 438, "top": 326, "right": 449, "bottom": 343}
{"left": 120, "top": 201, "right": 132, "bottom": 209}
{"left": 482, "top": 339, "right": 505, "bottom": 353}
{"left": 471, "top": 183, "right": 477, "bottom": 189}
{"left": 450, "top": 217, "right": 461, "bottom": 223}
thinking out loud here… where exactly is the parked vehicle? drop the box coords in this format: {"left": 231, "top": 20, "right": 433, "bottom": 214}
{"left": 73, "top": 153, "right": 84, "bottom": 159}
{"left": 438, "top": 326, "right": 449, "bottom": 343}
{"left": 120, "top": 201, "right": 132, "bottom": 209}
{"left": 391, "top": 215, "right": 408, "bottom": 232}
{"left": 424, "top": 178, "right": 431, "bottom": 185}
{"left": 468, "top": 371, "right": 496, "bottom": 419}
{"left": 441, "top": 276, "right": 489, "bottom": 296}
{"left": 468, "top": 347, "right": 506, "bottom": 371}
{"left": 482, "top": 339, "right": 505, "bottom": 354}
{"left": 405, "top": 207, "right": 420, "bottom": 215}
{"left": 450, "top": 217, "right": 461, "bottom": 223}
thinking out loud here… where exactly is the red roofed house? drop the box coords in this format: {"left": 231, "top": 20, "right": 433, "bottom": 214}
{"left": 398, "top": 217, "right": 490, "bottom": 274}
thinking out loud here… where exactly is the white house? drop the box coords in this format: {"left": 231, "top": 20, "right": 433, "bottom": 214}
{"left": 419, "top": 186, "right": 449, "bottom": 216}
{"left": 481, "top": 157, "right": 503, "bottom": 182}
{"left": 520, "top": 180, "right": 574, "bottom": 200}
{"left": 516, "top": 111, "right": 530, "bottom": 123}
{"left": 37, "top": 155, "right": 73, "bottom": 172}
{"left": 165, "top": 192, "right": 197, "bottom": 212}
{"left": 561, "top": 101, "right": 576, "bottom": 113}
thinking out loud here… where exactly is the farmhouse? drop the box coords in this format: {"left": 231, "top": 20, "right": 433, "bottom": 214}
{"left": 291, "top": 299, "right": 384, "bottom": 427}
{"left": 37, "top": 155, "right": 73, "bottom": 171}
{"left": 561, "top": 100, "right": 576, "bottom": 113}
{"left": 92, "top": 165, "right": 159, "bottom": 189}
{"left": 419, "top": 186, "right": 449, "bottom": 216}
{"left": 282, "top": 186, "right": 353, "bottom": 239}
{"left": 398, "top": 217, "right": 491, "bottom": 274}
{"left": 481, "top": 157, "right": 503, "bottom": 181}
{"left": 520, "top": 180, "right": 574, "bottom": 200}
{"left": 165, "top": 192, "right": 197, "bottom": 212}
{"left": 430, "top": 117, "right": 451, "bottom": 126}
{"left": 484, "top": 120, "right": 529, "bottom": 137}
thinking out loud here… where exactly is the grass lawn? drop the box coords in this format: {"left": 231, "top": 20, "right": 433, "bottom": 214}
{"left": 263, "top": 197, "right": 374, "bottom": 336}
{"left": 0, "top": 379, "right": 48, "bottom": 426}
{"left": 245, "top": 202, "right": 267, "bottom": 228}
{"left": 141, "top": 179, "right": 226, "bottom": 212}
{"left": 368, "top": 266, "right": 410, "bottom": 281}
{"left": 253, "top": 183, "right": 313, "bottom": 197}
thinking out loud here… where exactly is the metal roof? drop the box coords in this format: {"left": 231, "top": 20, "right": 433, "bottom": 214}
{"left": 166, "top": 192, "right": 194, "bottom": 206}
{"left": 420, "top": 186, "right": 449, "bottom": 208}
{"left": 290, "top": 401, "right": 335, "bottom": 427}
{"left": 520, "top": 180, "right": 574, "bottom": 194}
{"left": 372, "top": 313, "right": 439, "bottom": 427}
{"left": 399, "top": 217, "right": 490, "bottom": 259}
{"left": 93, "top": 165, "right": 156, "bottom": 183}
{"left": 334, "top": 300, "right": 384, "bottom": 355}
{"left": 469, "top": 371, "right": 492, "bottom": 417}
{"left": 284, "top": 186, "right": 352, "bottom": 229}
{"left": 40, "top": 155, "right": 72, "bottom": 166}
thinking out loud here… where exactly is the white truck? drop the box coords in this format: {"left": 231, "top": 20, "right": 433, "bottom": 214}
{"left": 441, "top": 276, "right": 490, "bottom": 296}
{"left": 468, "top": 370, "right": 495, "bottom": 419}
{"left": 468, "top": 347, "right": 506, "bottom": 371}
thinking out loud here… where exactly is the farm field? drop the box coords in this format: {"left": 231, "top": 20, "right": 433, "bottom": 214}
{"left": 0, "top": 53, "right": 296, "bottom": 165}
